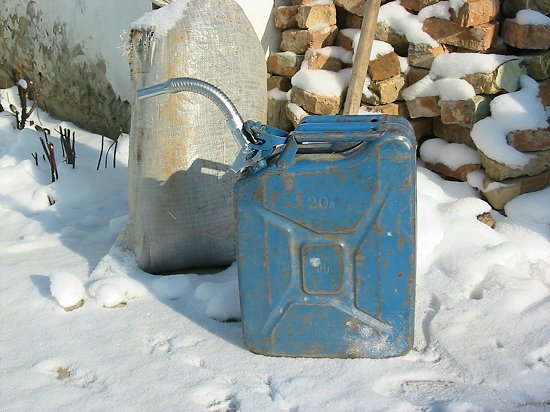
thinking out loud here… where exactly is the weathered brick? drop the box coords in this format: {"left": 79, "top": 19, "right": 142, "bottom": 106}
{"left": 304, "top": 48, "right": 343, "bottom": 71}
{"left": 482, "top": 169, "right": 550, "bottom": 210}
{"left": 268, "top": 75, "right": 292, "bottom": 92}
{"left": 405, "top": 96, "right": 441, "bottom": 118}
{"left": 359, "top": 102, "right": 408, "bottom": 116}
{"left": 408, "top": 43, "right": 452, "bottom": 69}
{"left": 274, "top": 6, "right": 299, "bottom": 30}
{"left": 439, "top": 95, "right": 493, "bottom": 128}
{"left": 375, "top": 22, "right": 409, "bottom": 56}
{"left": 539, "top": 78, "right": 550, "bottom": 106}
{"left": 286, "top": 102, "right": 310, "bottom": 127}
{"left": 450, "top": 0, "right": 500, "bottom": 27}
{"left": 362, "top": 74, "right": 406, "bottom": 105}
{"left": 400, "top": 0, "right": 439, "bottom": 11}
{"left": 268, "top": 89, "right": 293, "bottom": 131}
{"left": 297, "top": 2, "right": 337, "bottom": 28}
{"left": 420, "top": 139, "right": 482, "bottom": 181}
{"left": 423, "top": 18, "right": 498, "bottom": 51}
{"left": 369, "top": 52, "right": 401, "bottom": 81}
{"left": 463, "top": 58, "right": 525, "bottom": 94}
{"left": 407, "top": 66, "right": 430, "bottom": 86}
{"left": 290, "top": 86, "right": 344, "bottom": 115}
{"left": 433, "top": 117, "right": 476, "bottom": 147}
{"left": 281, "top": 25, "right": 339, "bottom": 54}
{"left": 345, "top": 11, "right": 363, "bottom": 29}
{"left": 523, "top": 50, "right": 550, "bottom": 81}
{"left": 502, "top": 19, "right": 550, "bottom": 50}
{"left": 409, "top": 117, "right": 434, "bottom": 142}
{"left": 292, "top": 0, "right": 319, "bottom": 4}
{"left": 480, "top": 149, "right": 550, "bottom": 180}
{"left": 333, "top": 0, "right": 366, "bottom": 16}
{"left": 507, "top": 128, "right": 550, "bottom": 152}
{"left": 335, "top": 28, "right": 359, "bottom": 51}
{"left": 267, "top": 51, "right": 304, "bottom": 77}
{"left": 426, "top": 161, "right": 482, "bottom": 181}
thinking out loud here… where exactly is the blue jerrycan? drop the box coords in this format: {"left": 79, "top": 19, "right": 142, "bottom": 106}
{"left": 236, "top": 114, "right": 416, "bottom": 358}
{"left": 136, "top": 78, "right": 415, "bottom": 358}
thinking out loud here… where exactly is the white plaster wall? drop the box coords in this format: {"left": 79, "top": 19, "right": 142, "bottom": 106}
{"left": 234, "top": 0, "right": 280, "bottom": 57}
{"left": 3, "top": 0, "right": 276, "bottom": 99}
{"left": 1, "top": 0, "right": 277, "bottom": 133}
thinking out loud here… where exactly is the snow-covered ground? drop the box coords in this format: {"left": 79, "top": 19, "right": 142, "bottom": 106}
{"left": 1, "top": 84, "right": 549, "bottom": 411}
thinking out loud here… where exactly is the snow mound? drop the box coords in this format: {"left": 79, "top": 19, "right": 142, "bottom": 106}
{"left": 420, "top": 138, "right": 481, "bottom": 170}
{"left": 512, "top": 9, "right": 550, "bottom": 26}
{"left": 49, "top": 271, "right": 85, "bottom": 309}
{"left": 471, "top": 76, "right": 548, "bottom": 167}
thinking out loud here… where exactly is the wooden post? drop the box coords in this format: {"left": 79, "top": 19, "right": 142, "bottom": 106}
{"left": 343, "top": 0, "right": 382, "bottom": 115}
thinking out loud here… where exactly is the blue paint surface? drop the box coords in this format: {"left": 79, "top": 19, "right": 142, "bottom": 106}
{"left": 236, "top": 115, "right": 416, "bottom": 358}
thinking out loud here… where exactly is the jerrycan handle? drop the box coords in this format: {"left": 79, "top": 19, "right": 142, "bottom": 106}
{"left": 276, "top": 115, "right": 386, "bottom": 168}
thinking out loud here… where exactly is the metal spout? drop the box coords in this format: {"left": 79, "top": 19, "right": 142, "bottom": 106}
{"left": 137, "top": 77, "right": 249, "bottom": 151}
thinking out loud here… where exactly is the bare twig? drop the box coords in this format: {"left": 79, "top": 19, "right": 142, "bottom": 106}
{"left": 56, "top": 127, "right": 76, "bottom": 168}
{"left": 48, "top": 142, "right": 59, "bottom": 182}
{"left": 96, "top": 135, "right": 105, "bottom": 171}
{"left": 15, "top": 79, "right": 39, "bottom": 130}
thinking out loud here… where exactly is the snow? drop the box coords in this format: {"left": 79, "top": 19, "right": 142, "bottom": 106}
{"left": 352, "top": 37, "right": 395, "bottom": 60}
{"left": 505, "top": 187, "right": 550, "bottom": 225}
{"left": 268, "top": 88, "right": 289, "bottom": 101}
{"left": 378, "top": 1, "right": 439, "bottom": 46}
{"left": 512, "top": 9, "right": 550, "bottom": 26}
{"left": 315, "top": 46, "right": 354, "bottom": 64}
{"left": 130, "top": 0, "right": 191, "bottom": 37}
{"left": 403, "top": 53, "right": 519, "bottom": 102}
{"left": 420, "top": 138, "right": 481, "bottom": 170}
{"left": 471, "top": 76, "right": 549, "bottom": 168}
{"left": 418, "top": 1, "right": 451, "bottom": 21}
{"left": 292, "top": 67, "right": 352, "bottom": 96}
{"left": 449, "top": 0, "right": 466, "bottom": 13}
{"left": 402, "top": 75, "right": 475, "bottom": 101}
{"left": 17, "top": 78, "right": 28, "bottom": 90}
{"left": 287, "top": 102, "right": 308, "bottom": 118}
{"left": 430, "top": 53, "right": 518, "bottom": 79}
{"left": 1, "top": 84, "right": 550, "bottom": 410}
{"left": 49, "top": 271, "right": 85, "bottom": 309}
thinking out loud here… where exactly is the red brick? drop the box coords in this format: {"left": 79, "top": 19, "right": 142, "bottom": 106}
{"left": 483, "top": 169, "right": 550, "bottom": 209}
{"left": 281, "top": 25, "right": 339, "bottom": 54}
{"left": 274, "top": 6, "right": 299, "bottom": 30}
{"left": 304, "top": 48, "right": 343, "bottom": 71}
{"left": 297, "top": 2, "right": 337, "bottom": 28}
{"left": 502, "top": 19, "right": 550, "bottom": 50}
{"left": 369, "top": 52, "right": 401, "bottom": 81}
{"left": 333, "top": 0, "right": 366, "bottom": 16}
{"left": 400, "top": 0, "right": 439, "bottom": 11}
{"left": 267, "top": 52, "right": 304, "bottom": 77}
{"left": 423, "top": 18, "right": 498, "bottom": 51}
{"left": 335, "top": 28, "right": 359, "bottom": 51}
{"left": 405, "top": 96, "right": 441, "bottom": 118}
{"left": 450, "top": 0, "right": 500, "bottom": 27}
{"left": 507, "top": 128, "right": 550, "bottom": 152}
{"left": 439, "top": 95, "right": 492, "bottom": 128}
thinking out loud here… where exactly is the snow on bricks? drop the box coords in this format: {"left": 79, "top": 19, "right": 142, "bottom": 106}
{"left": 296, "top": 1, "right": 337, "bottom": 29}
{"left": 266, "top": 0, "right": 550, "bottom": 209}
{"left": 280, "top": 24, "right": 338, "bottom": 54}
{"left": 422, "top": 18, "right": 499, "bottom": 51}
{"left": 449, "top": 0, "right": 500, "bottom": 28}
{"left": 502, "top": 10, "right": 550, "bottom": 50}
{"left": 267, "top": 52, "right": 304, "bottom": 77}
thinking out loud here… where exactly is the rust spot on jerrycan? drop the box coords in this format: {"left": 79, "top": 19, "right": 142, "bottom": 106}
{"left": 236, "top": 115, "right": 417, "bottom": 358}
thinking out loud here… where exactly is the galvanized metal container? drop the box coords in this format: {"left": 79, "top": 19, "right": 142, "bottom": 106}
{"left": 235, "top": 115, "right": 416, "bottom": 358}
